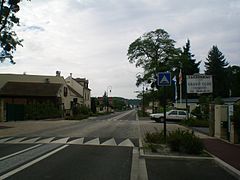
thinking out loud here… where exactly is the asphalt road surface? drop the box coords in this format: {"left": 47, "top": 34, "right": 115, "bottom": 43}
{"left": 2, "top": 144, "right": 132, "bottom": 180}
{"left": 0, "top": 110, "right": 138, "bottom": 180}
{"left": 0, "top": 110, "right": 238, "bottom": 180}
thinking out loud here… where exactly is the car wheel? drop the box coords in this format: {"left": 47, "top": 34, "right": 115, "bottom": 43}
{"left": 155, "top": 119, "right": 160, "bottom": 123}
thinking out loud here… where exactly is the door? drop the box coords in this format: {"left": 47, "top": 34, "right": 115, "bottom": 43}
{"left": 6, "top": 104, "right": 25, "bottom": 121}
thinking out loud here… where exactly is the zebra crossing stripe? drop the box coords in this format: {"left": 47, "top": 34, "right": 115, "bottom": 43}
{"left": 0, "top": 137, "right": 13, "bottom": 143}
{"left": 5, "top": 137, "right": 26, "bottom": 144}
{"left": 101, "top": 138, "right": 117, "bottom": 146}
{"left": 85, "top": 138, "right": 100, "bottom": 145}
{"left": 36, "top": 137, "right": 55, "bottom": 144}
{"left": 118, "top": 139, "right": 135, "bottom": 147}
{"left": 0, "top": 136, "right": 137, "bottom": 147}
{"left": 20, "top": 137, "right": 40, "bottom": 144}
{"left": 50, "top": 137, "right": 70, "bottom": 144}
{"left": 67, "top": 138, "right": 84, "bottom": 144}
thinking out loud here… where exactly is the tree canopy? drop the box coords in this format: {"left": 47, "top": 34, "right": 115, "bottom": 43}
{"left": 0, "top": 0, "right": 29, "bottom": 64}
{"left": 127, "top": 28, "right": 181, "bottom": 86}
{"left": 178, "top": 39, "right": 200, "bottom": 98}
{"left": 205, "top": 45, "right": 229, "bottom": 97}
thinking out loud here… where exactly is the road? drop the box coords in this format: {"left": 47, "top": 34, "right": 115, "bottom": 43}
{"left": 0, "top": 110, "right": 140, "bottom": 180}
{"left": 0, "top": 110, "right": 238, "bottom": 180}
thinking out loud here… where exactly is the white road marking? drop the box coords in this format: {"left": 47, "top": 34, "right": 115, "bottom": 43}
{"left": 0, "top": 144, "right": 42, "bottom": 161}
{"left": 36, "top": 137, "right": 55, "bottom": 144}
{"left": 20, "top": 137, "right": 40, "bottom": 144}
{"left": 85, "top": 138, "right": 100, "bottom": 145}
{"left": 118, "top": 139, "right": 135, "bottom": 147}
{"left": 0, "top": 136, "right": 137, "bottom": 147}
{"left": 50, "top": 137, "right": 69, "bottom": 144}
{"left": 0, "top": 137, "right": 13, "bottom": 143}
{"left": 67, "top": 138, "right": 84, "bottom": 144}
{"left": 0, "top": 145, "right": 68, "bottom": 179}
{"left": 5, "top": 137, "right": 26, "bottom": 144}
{"left": 101, "top": 138, "right": 117, "bottom": 146}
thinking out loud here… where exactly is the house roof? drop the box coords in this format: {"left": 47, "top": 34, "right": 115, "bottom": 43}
{"left": 67, "top": 85, "right": 83, "bottom": 98}
{"left": 0, "top": 82, "right": 62, "bottom": 97}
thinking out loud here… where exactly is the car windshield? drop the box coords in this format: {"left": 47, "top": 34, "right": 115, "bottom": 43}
{"left": 168, "top": 111, "right": 177, "bottom": 115}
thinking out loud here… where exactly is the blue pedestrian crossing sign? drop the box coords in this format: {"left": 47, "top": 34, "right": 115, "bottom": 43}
{"left": 157, "top": 72, "right": 171, "bottom": 86}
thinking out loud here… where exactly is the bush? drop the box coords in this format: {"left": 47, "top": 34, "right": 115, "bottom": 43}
{"left": 144, "top": 128, "right": 165, "bottom": 144}
{"left": 138, "top": 110, "right": 149, "bottom": 117}
{"left": 180, "top": 118, "right": 209, "bottom": 127}
{"left": 167, "top": 129, "right": 204, "bottom": 154}
{"left": 25, "top": 102, "right": 62, "bottom": 120}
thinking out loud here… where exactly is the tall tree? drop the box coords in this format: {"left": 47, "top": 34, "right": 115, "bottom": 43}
{"left": 0, "top": 0, "right": 29, "bottom": 64}
{"left": 127, "top": 28, "right": 181, "bottom": 85}
{"left": 227, "top": 65, "right": 240, "bottom": 97}
{"left": 205, "top": 45, "right": 229, "bottom": 97}
{"left": 179, "top": 39, "right": 200, "bottom": 98}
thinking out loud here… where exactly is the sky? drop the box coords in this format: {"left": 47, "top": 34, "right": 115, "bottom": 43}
{"left": 0, "top": 0, "right": 239, "bottom": 99}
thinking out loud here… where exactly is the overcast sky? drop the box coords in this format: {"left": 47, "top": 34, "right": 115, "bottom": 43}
{"left": 0, "top": 0, "right": 239, "bottom": 99}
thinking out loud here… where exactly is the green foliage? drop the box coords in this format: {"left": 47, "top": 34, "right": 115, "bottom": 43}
{"left": 73, "top": 105, "right": 90, "bottom": 116}
{"left": 24, "top": 102, "right": 62, "bottom": 120}
{"left": 227, "top": 65, "right": 240, "bottom": 97}
{"left": 67, "top": 105, "right": 90, "bottom": 120}
{"left": 144, "top": 129, "right": 204, "bottom": 154}
{"left": 0, "top": 0, "right": 30, "bottom": 63}
{"left": 137, "top": 110, "right": 149, "bottom": 117}
{"left": 112, "top": 97, "right": 126, "bottom": 110}
{"left": 127, "top": 28, "right": 181, "bottom": 87}
{"left": 168, "top": 129, "right": 204, "bottom": 154}
{"left": 191, "top": 106, "right": 202, "bottom": 120}
{"left": 178, "top": 39, "right": 200, "bottom": 99}
{"left": 233, "top": 103, "right": 240, "bottom": 126}
{"left": 91, "top": 97, "right": 97, "bottom": 114}
{"left": 214, "top": 96, "right": 224, "bottom": 105}
{"left": 144, "top": 128, "right": 165, "bottom": 144}
{"left": 180, "top": 118, "right": 209, "bottom": 127}
{"left": 198, "top": 95, "right": 211, "bottom": 120}
{"left": 205, "top": 46, "right": 229, "bottom": 97}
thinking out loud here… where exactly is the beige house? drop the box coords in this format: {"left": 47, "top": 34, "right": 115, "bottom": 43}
{"left": 0, "top": 73, "right": 72, "bottom": 121}
{"left": 66, "top": 75, "right": 91, "bottom": 109}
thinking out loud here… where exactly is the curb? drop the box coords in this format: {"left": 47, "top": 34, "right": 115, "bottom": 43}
{"left": 139, "top": 147, "right": 214, "bottom": 160}
{"left": 206, "top": 151, "right": 240, "bottom": 180}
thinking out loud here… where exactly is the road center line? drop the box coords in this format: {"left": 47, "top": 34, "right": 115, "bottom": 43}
{"left": 0, "top": 144, "right": 42, "bottom": 161}
{"left": 0, "top": 144, "right": 69, "bottom": 179}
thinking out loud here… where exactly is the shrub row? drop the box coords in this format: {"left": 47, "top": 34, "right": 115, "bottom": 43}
{"left": 144, "top": 129, "right": 204, "bottom": 154}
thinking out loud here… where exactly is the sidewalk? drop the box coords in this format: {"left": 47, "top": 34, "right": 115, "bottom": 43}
{"left": 203, "top": 138, "right": 240, "bottom": 171}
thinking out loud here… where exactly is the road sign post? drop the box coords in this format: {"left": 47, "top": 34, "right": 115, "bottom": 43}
{"left": 157, "top": 72, "right": 171, "bottom": 142}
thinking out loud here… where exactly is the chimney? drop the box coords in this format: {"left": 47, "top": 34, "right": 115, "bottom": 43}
{"left": 56, "top": 71, "right": 61, "bottom": 77}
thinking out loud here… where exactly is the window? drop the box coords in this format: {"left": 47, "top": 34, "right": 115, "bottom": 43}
{"left": 64, "top": 87, "right": 68, "bottom": 97}
{"left": 179, "top": 111, "right": 186, "bottom": 115}
{"left": 169, "top": 111, "right": 177, "bottom": 115}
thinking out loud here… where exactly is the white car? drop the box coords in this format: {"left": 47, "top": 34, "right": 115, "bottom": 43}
{"left": 150, "top": 109, "right": 195, "bottom": 122}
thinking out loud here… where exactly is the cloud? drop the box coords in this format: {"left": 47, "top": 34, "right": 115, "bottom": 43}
{"left": 1, "top": 0, "right": 239, "bottom": 98}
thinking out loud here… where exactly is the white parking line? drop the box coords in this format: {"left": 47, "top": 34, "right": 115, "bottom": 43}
{"left": 0, "top": 145, "right": 68, "bottom": 179}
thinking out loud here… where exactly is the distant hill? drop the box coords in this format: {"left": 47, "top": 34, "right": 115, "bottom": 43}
{"left": 127, "top": 99, "right": 141, "bottom": 106}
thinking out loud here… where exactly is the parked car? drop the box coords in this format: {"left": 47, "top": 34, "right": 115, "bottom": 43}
{"left": 150, "top": 109, "right": 195, "bottom": 123}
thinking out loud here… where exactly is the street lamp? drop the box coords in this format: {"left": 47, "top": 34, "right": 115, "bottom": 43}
{"left": 106, "top": 86, "right": 112, "bottom": 112}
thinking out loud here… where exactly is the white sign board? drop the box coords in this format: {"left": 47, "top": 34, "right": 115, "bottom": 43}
{"left": 186, "top": 74, "right": 213, "bottom": 94}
